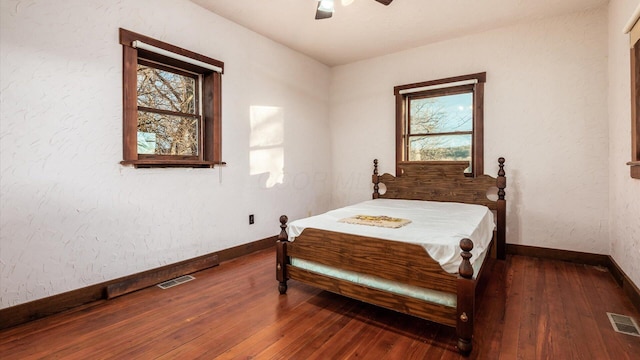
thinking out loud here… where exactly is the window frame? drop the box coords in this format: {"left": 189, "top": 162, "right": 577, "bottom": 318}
{"left": 630, "top": 37, "right": 640, "bottom": 179}
{"left": 394, "top": 72, "right": 486, "bottom": 177}
{"left": 119, "top": 28, "right": 224, "bottom": 168}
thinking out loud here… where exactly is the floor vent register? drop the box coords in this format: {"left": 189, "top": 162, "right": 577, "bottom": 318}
{"left": 607, "top": 312, "right": 640, "bottom": 337}
{"left": 157, "top": 275, "right": 195, "bottom": 290}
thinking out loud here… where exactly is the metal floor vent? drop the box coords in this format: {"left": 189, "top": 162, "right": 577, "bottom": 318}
{"left": 607, "top": 312, "right": 640, "bottom": 337}
{"left": 157, "top": 275, "right": 195, "bottom": 290}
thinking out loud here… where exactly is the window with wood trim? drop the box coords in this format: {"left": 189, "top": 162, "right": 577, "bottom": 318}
{"left": 119, "top": 28, "right": 224, "bottom": 168}
{"left": 394, "top": 73, "right": 486, "bottom": 176}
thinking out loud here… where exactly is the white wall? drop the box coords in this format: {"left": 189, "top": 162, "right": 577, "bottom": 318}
{"left": 0, "top": 0, "right": 332, "bottom": 308}
{"left": 608, "top": 0, "right": 640, "bottom": 288}
{"left": 329, "top": 8, "right": 610, "bottom": 254}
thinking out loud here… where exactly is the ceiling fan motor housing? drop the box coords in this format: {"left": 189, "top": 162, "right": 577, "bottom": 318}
{"left": 315, "top": 0, "right": 394, "bottom": 20}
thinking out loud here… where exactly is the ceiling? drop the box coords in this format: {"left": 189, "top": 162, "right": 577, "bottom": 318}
{"left": 190, "top": 0, "right": 607, "bottom": 66}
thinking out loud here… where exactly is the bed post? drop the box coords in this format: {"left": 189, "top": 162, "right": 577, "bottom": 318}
{"left": 276, "top": 215, "right": 289, "bottom": 294}
{"left": 372, "top": 159, "right": 380, "bottom": 199}
{"left": 496, "top": 157, "right": 506, "bottom": 260}
{"left": 457, "top": 238, "right": 475, "bottom": 355}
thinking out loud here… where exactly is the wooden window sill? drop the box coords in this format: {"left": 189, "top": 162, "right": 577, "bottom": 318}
{"left": 120, "top": 160, "right": 222, "bottom": 168}
{"left": 628, "top": 161, "right": 640, "bottom": 179}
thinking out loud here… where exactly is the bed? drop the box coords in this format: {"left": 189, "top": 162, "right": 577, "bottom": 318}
{"left": 276, "top": 158, "right": 506, "bottom": 354}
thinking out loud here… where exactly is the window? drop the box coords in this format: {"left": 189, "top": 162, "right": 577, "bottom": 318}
{"left": 394, "top": 73, "right": 486, "bottom": 176}
{"left": 119, "top": 28, "right": 224, "bottom": 168}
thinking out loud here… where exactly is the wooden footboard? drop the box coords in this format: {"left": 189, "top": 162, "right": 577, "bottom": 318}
{"left": 276, "top": 217, "right": 483, "bottom": 353}
{"left": 287, "top": 228, "right": 458, "bottom": 293}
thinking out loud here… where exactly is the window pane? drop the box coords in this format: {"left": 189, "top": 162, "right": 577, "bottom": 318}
{"left": 408, "top": 134, "right": 471, "bottom": 161}
{"left": 137, "top": 111, "right": 198, "bottom": 155}
{"left": 409, "top": 92, "right": 472, "bottom": 134}
{"left": 137, "top": 64, "right": 196, "bottom": 114}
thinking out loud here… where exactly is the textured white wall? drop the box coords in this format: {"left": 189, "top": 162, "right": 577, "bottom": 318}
{"left": 608, "top": 0, "right": 640, "bottom": 288}
{"left": 329, "top": 8, "right": 610, "bottom": 254}
{"left": 0, "top": 0, "right": 332, "bottom": 308}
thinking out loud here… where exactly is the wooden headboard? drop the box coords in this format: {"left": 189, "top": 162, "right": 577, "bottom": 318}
{"left": 372, "top": 159, "right": 506, "bottom": 210}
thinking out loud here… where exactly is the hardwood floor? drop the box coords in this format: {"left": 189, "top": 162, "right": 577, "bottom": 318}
{"left": 1, "top": 248, "right": 639, "bottom": 359}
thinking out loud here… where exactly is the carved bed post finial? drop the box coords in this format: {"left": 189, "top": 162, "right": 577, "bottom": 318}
{"left": 459, "top": 238, "right": 474, "bottom": 279}
{"left": 278, "top": 215, "right": 288, "bottom": 242}
{"left": 372, "top": 159, "right": 380, "bottom": 199}
{"left": 276, "top": 215, "right": 289, "bottom": 294}
{"left": 497, "top": 157, "right": 506, "bottom": 200}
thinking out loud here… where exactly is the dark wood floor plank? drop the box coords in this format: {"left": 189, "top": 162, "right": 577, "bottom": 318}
{"left": 283, "top": 296, "right": 362, "bottom": 359}
{"left": 306, "top": 307, "right": 372, "bottom": 360}
{"left": 151, "top": 274, "right": 316, "bottom": 358}
{"left": 1, "top": 250, "right": 639, "bottom": 360}
{"left": 537, "top": 259, "right": 554, "bottom": 358}
{"left": 541, "top": 259, "right": 581, "bottom": 358}
{"left": 472, "top": 259, "right": 507, "bottom": 357}
{"left": 254, "top": 293, "right": 352, "bottom": 359}
{"left": 20, "top": 254, "right": 258, "bottom": 355}
{"left": 388, "top": 319, "right": 442, "bottom": 359}
{"left": 498, "top": 254, "right": 525, "bottom": 359}
{"left": 171, "top": 289, "right": 351, "bottom": 359}
{"left": 340, "top": 305, "right": 413, "bottom": 359}
{"left": 535, "top": 260, "right": 553, "bottom": 359}
{"left": 114, "top": 268, "right": 284, "bottom": 358}
{"left": 431, "top": 330, "right": 462, "bottom": 360}
{"left": 518, "top": 257, "right": 546, "bottom": 359}
{"left": 337, "top": 310, "right": 389, "bottom": 359}
{"left": 253, "top": 292, "right": 356, "bottom": 359}
{"left": 218, "top": 289, "right": 349, "bottom": 359}
{"left": 61, "top": 258, "right": 277, "bottom": 359}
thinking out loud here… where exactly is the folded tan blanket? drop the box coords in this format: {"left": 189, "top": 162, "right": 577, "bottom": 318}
{"left": 339, "top": 215, "right": 412, "bottom": 228}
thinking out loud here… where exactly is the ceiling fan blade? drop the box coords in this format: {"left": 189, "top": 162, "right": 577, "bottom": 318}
{"left": 315, "top": 9, "right": 333, "bottom": 19}
{"left": 374, "top": 0, "right": 393, "bottom": 5}
{"left": 315, "top": 1, "right": 333, "bottom": 20}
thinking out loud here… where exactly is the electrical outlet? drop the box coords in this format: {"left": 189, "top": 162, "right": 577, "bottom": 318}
{"left": 249, "top": 214, "right": 254, "bottom": 225}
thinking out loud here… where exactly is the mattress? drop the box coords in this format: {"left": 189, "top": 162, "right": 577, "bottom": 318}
{"left": 287, "top": 198, "right": 495, "bottom": 274}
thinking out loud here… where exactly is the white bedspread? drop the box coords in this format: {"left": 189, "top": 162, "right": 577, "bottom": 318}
{"left": 288, "top": 199, "right": 495, "bottom": 273}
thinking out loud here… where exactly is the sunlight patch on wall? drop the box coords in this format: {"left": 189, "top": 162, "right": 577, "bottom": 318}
{"left": 250, "top": 106, "right": 284, "bottom": 188}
